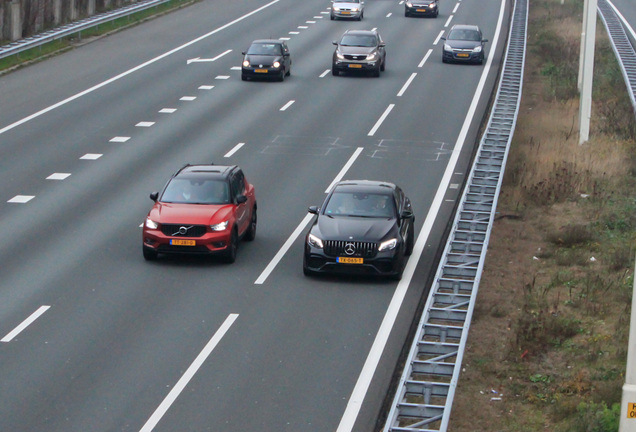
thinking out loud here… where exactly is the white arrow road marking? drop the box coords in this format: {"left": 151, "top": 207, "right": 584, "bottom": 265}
{"left": 187, "top": 49, "right": 232, "bottom": 64}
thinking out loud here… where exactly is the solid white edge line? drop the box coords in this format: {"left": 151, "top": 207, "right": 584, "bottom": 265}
{"left": 368, "top": 104, "right": 394, "bottom": 136}
{"left": 254, "top": 147, "right": 364, "bottom": 285}
{"left": 336, "top": 0, "right": 507, "bottom": 428}
{"left": 224, "top": 142, "right": 245, "bottom": 158}
{"left": 418, "top": 49, "right": 433, "bottom": 68}
{"left": 397, "top": 73, "right": 417, "bottom": 97}
{"left": 0, "top": 0, "right": 281, "bottom": 136}
{"left": 1, "top": 305, "right": 50, "bottom": 342}
{"left": 139, "top": 313, "right": 239, "bottom": 432}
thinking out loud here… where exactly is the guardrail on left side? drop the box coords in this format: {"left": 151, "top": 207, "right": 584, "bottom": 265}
{"left": 0, "top": 0, "right": 170, "bottom": 61}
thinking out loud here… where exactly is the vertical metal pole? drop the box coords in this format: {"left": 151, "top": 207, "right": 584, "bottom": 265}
{"left": 620, "top": 260, "right": 636, "bottom": 431}
{"left": 578, "top": 0, "right": 589, "bottom": 91}
{"left": 579, "top": 0, "right": 597, "bottom": 145}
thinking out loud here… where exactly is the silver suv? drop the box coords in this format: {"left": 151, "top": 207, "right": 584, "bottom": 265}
{"left": 331, "top": 29, "right": 386, "bottom": 77}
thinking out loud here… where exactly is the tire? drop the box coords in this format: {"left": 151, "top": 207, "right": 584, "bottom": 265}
{"left": 373, "top": 66, "right": 381, "bottom": 77}
{"left": 143, "top": 246, "right": 158, "bottom": 261}
{"left": 405, "top": 10, "right": 409, "bottom": 17}
{"left": 332, "top": 67, "right": 339, "bottom": 76}
{"left": 241, "top": 74, "right": 247, "bottom": 81}
{"left": 244, "top": 206, "right": 257, "bottom": 241}
{"left": 380, "top": 58, "right": 385, "bottom": 72}
{"left": 224, "top": 229, "right": 238, "bottom": 263}
{"left": 278, "top": 70, "right": 285, "bottom": 82}
{"left": 330, "top": 14, "right": 334, "bottom": 20}
{"left": 442, "top": 56, "right": 448, "bottom": 63}
{"left": 286, "top": 65, "right": 291, "bottom": 77}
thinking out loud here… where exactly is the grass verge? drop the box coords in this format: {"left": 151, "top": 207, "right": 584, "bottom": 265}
{"left": 448, "top": 1, "right": 635, "bottom": 431}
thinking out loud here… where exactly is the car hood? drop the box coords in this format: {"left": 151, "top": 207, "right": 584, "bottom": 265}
{"left": 313, "top": 215, "right": 395, "bottom": 242}
{"left": 244, "top": 54, "right": 281, "bottom": 66}
{"left": 446, "top": 40, "right": 481, "bottom": 49}
{"left": 149, "top": 202, "right": 233, "bottom": 225}
{"left": 337, "top": 46, "right": 376, "bottom": 56}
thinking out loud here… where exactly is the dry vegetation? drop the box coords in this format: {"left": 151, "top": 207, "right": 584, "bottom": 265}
{"left": 448, "top": 0, "right": 636, "bottom": 431}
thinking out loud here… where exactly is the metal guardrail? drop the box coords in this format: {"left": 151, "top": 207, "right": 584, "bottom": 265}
{"left": 382, "top": 0, "right": 528, "bottom": 430}
{"left": 0, "top": 0, "right": 170, "bottom": 61}
{"left": 598, "top": 0, "right": 636, "bottom": 112}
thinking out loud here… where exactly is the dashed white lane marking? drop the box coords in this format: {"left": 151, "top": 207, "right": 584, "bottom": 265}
{"left": 80, "top": 153, "right": 102, "bottom": 160}
{"left": 418, "top": 49, "right": 433, "bottom": 68}
{"left": 387, "top": 13, "right": 392, "bottom": 17}
{"left": 139, "top": 314, "right": 239, "bottom": 432}
{"left": 444, "top": 15, "right": 453, "bottom": 27}
{"left": 453, "top": 3, "right": 460, "bottom": 12}
{"left": 320, "top": 70, "right": 330, "bottom": 78}
{"left": 254, "top": 147, "right": 363, "bottom": 285}
{"left": 397, "top": 73, "right": 417, "bottom": 97}
{"left": 7, "top": 195, "right": 34, "bottom": 203}
{"left": 279, "top": 37, "right": 291, "bottom": 41}
{"left": 289, "top": 31, "right": 300, "bottom": 35}
{"left": 215, "top": 76, "right": 231, "bottom": 80}
{"left": 159, "top": 108, "right": 177, "bottom": 114}
{"left": 135, "top": 122, "right": 155, "bottom": 128}
{"left": 110, "top": 136, "right": 130, "bottom": 142}
{"left": 313, "top": 15, "right": 323, "bottom": 19}
{"left": 47, "top": 173, "right": 71, "bottom": 180}
{"left": 180, "top": 96, "right": 197, "bottom": 101}
{"left": 434, "top": 30, "right": 445, "bottom": 45}
{"left": 306, "top": 20, "right": 316, "bottom": 23}
{"left": 199, "top": 85, "right": 215, "bottom": 90}
{"left": 368, "top": 104, "right": 395, "bottom": 136}
{"left": 230, "top": 66, "right": 241, "bottom": 71}
{"left": 280, "top": 100, "right": 295, "bottom": 111}
{"left": 224, "top": 143, "right": 245, "bottom": 158}
{"left": 1, "top": 306, "right": 50, "bottom": 342}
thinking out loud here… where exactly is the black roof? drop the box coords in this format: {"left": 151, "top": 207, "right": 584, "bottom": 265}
{"left": 332, "top": 180, "right": 396, "bottom": 194}
{"left": 174, "top": 164, "right": 238, "bottom": 179}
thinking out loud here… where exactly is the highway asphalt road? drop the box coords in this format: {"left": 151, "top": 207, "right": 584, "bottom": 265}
{"left": 0, "top": 0, "right": 509, "bottom": 430}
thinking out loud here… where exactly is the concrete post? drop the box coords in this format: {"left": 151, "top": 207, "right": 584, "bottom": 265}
{"left": 10, "top": 0, "right": 21, "bottom": 41}
{"left": 88, "top": 0, "right": 96, "bottom": 16}
{"left": 619, "top": 260, "right": 636, "bottom": 431}
{"left": 35, "top": 0, "right": 44, "bottom": 33}
{"left": 579, "top": 0, "right": 597, "bottom": 145}
{"left": 70, "top": 0, "right": 78, "bottom": 21}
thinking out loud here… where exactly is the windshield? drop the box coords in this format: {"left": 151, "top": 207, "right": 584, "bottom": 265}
{"left": 339, "top": 35, "right": 377, "bottom": 47}
{"left": 247, "top": 43, "right": 281, "bottom": 55}
{"left": 160, "top": 179, "right": 231, "bottom": 204}
{"left": 324, "top": 192, "right": 395, "bottom": 218}
{"left": 448, "top": 29, "right": 482, "bottom": 42}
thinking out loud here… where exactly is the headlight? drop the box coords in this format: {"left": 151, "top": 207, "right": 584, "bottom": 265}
{"left": 333, "top": 6, "right": 340, "bottom": 11}
{"left": 406, "top": 1, "right": 412, "bottom": 6}
{"left": 307, "top": 234, "right": 324, "bottom": 249}
{"left": 242, "top": 60, "right": 250, "bottom": 67}
{"left": 443, "top": 43, "right": 452, "bottom": 51}
{"left": 378, "top": 238, "right": 397, "bottom": 251}
{"left": 273, "top": 61, "right": 281, "bottom": 68}
{"left": 145, "top": 218, "right": 158, "bottom": 229}
{"left": 210, "top": 221, "right": 229, "bottom": 231}
{"left": 336, "top": 51, "right": 345, "bottom": 60}
{"left": 351, "top": 7, "right": 359, "bottom": 11}
{"left": 367, "top": 53, "right": 377, "bottom": 61}
{"left": 473, "top": 46, "right": 482, "bottom": 53}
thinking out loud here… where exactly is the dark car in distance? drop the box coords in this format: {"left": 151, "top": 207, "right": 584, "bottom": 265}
{"left": 241, "top": 39, "right": 291, "bottom": 81}
{"left": 441, "top": 24, "right": 488, "bottom": 64}
{"left": 142, "top": 164, "right": 257, "bottom": 263}
{"left": 303, "top": 180, "right": 414, "bottom": 280}
{"left": 404, "top": 0, "right": 439, "bottom": 17}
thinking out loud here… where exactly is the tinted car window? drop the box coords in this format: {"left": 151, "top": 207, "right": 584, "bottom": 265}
{"left": 247, "top": 43, "right": 281, "bottom": 55}
{"left": 324, "top": 192, "right": 396, "bottom": 218}
{"left": 340, "top": 35, "right": 376, "bottom": 47}
{"left": 161, "top": 179, "right": 230, "bottom": 204}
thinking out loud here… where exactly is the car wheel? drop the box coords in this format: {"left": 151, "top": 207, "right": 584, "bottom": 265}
{"left": 434, "top": 9, "right": 439, "bottom": 17}
{"left": 286, "top": 65, "right": 291, "bottom": 76}
{"left": 244, "top": 206, "right": 257, "bottom": 241}
{"left": 278, "top": 70, "right": 285, "bottom": 82}
{"left": 143, "top": 246, "right": 158, "bottom": 261}
{"left": 405, "top": 10, "right": 409, "bottom": 17}
{"left": 241, "top": 74, "right": 247, "bottom": 81}
{"left": 373, "top": 66, "right": 381, "bottom": 77}
{"left": 224, "top": 228, "right": 238, "bottom": 263}
{"left": 381, "top": 58, "right": 385, "bottom": 72}
{"left": 330, "top": 14, "right": 334, "bottom": 20}
{"left": 332, "top": 67, "right": 339, "bottom": 76}
{"left": 442, "top": 56, "right": 448, "bottom": 63}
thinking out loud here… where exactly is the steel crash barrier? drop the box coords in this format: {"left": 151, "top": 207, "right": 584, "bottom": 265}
{"left": 0, "top": 0, "right": 171, "bottom": 61}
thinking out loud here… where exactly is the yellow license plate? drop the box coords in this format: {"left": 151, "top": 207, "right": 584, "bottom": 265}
{"left": 342, "top": 11, "right": 351, "bottom": 14}
{"left": 348, "top": 64, "right": 362, "bottom": 68}
{"left": 255, "top": 69, "right": 268, "bottom": 73}
{"left": 338, "top": 257, "right": 363, "bottom": 264}
{"left": 171, "top": 239, "right": 196, "bottom": 246}
{"left": 416, "top": 8, "right": 426, "bottom": 11}
{"left": 457, "top": 53, "right": 470, "bottom": 58}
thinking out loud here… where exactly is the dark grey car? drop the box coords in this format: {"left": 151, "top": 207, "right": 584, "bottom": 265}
{"left": 441, "top": 24, "right": 488, "bottom": 64}
{"left": 332, "top": 29, "right": 386, "bottom": 77}
{"left": 241, "top": 40, "right": 292, "bottom": 81}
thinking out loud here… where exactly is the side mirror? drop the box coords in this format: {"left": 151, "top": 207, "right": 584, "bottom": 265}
{"left": 150, "top": 192, "right": 159, "bottom": 202}
{"left": 241, "top": 51, "right": 246, "bottom": 55}
{"left": 379, "top": 42, "right": 386, "bottom": 47}
{"left": 441, "top": 37, "right": 446, "bottom": 41}
{"left": 482, "top": 39, "right": 489, "bottom": 43}
{"left": 236, "top": 195, "right": 248, "bottom": 204}
{"left": 308, "top": 206, "right": 319, "bottom": 215}
{"left": 332, "top": 41, "right": 338, "bottom": 46}
{"left": 401, "top": 209, "right": 413, "bottom": 219}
